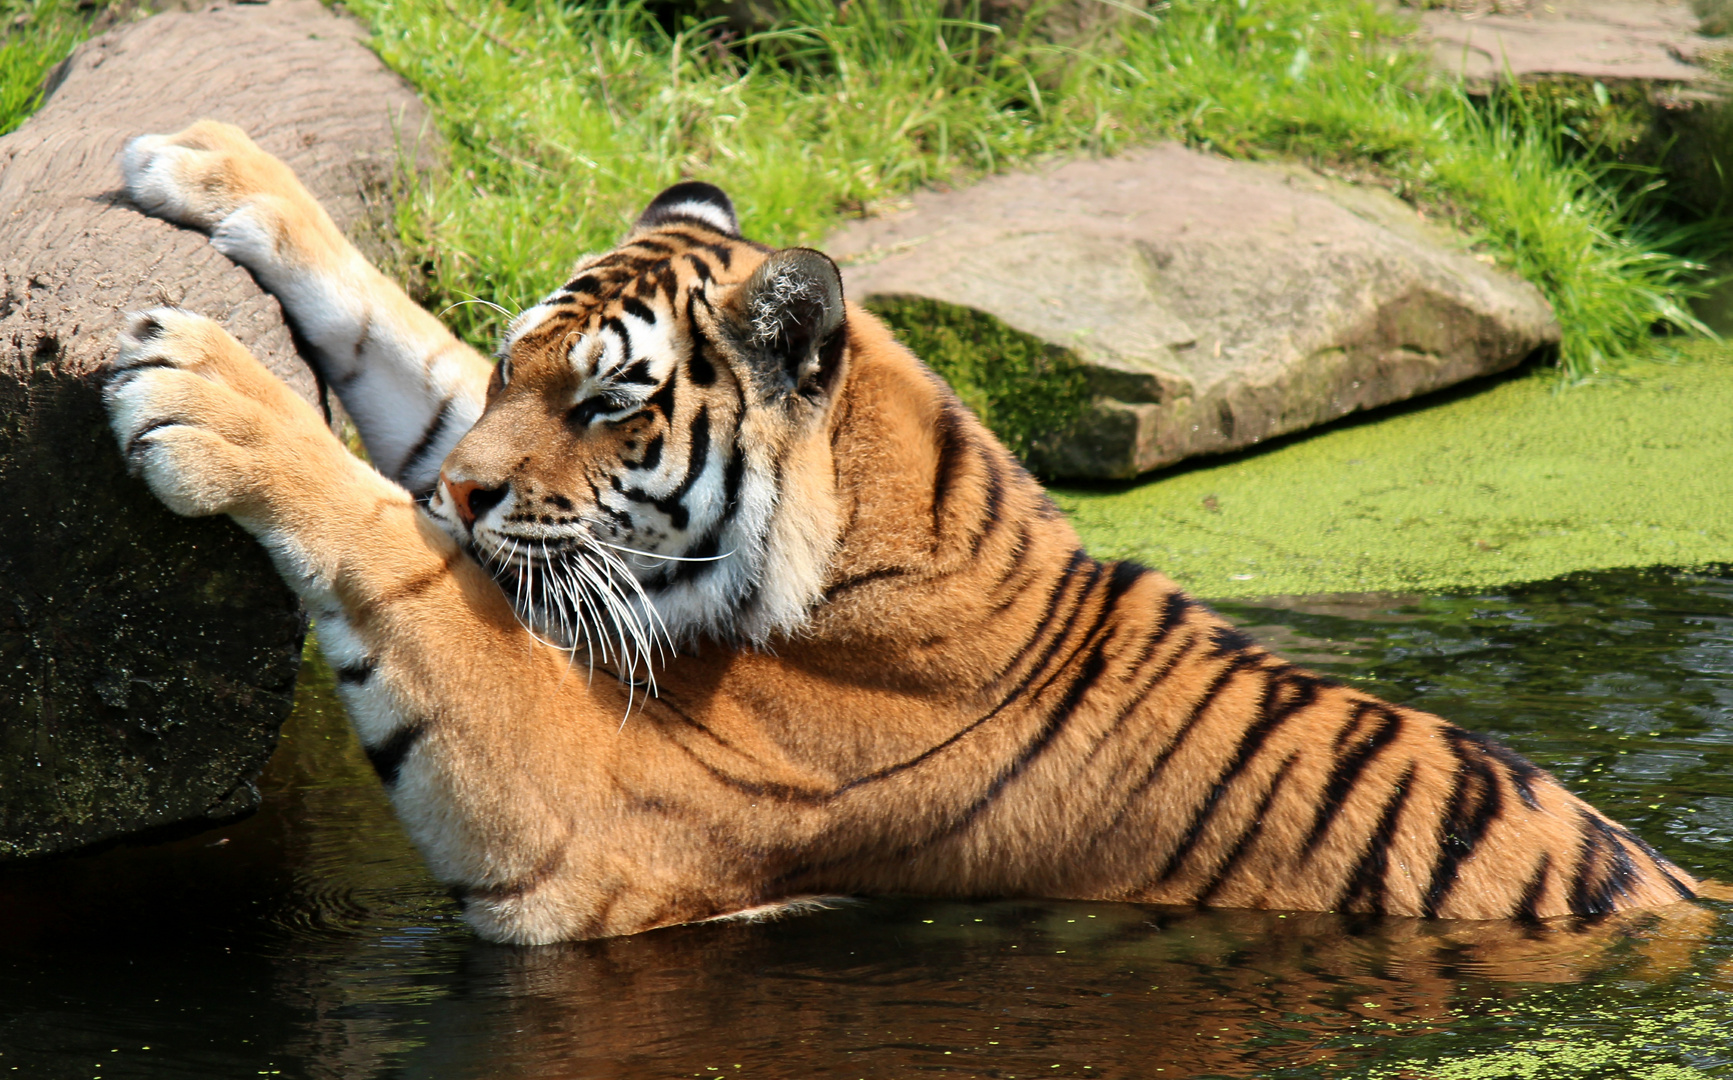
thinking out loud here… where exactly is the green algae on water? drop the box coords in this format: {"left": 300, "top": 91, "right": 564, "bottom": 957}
{"left": 1358, "top": 990, "right": 1733, "bottom": 1080}
{"left": 1053, "top": 343, "right": 1733, "bottom": 599}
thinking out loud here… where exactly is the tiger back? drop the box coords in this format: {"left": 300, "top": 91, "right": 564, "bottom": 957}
{"left": 431, "top": 184, "right": 1695, "bottom": 923}
{"left": 112, "top": 122, "right": 1695, "bottom": 943}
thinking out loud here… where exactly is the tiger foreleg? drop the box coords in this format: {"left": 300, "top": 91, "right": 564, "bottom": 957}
{"left": 122, "top": 120, "right": 491, "bottom": 494}
{"left": 104, "top": 309, "right": 707, "bottom": 943}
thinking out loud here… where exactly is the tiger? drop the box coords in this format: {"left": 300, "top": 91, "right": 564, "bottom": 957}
{"left": 106, "top": 120, "right": 1697, "bottom": 945}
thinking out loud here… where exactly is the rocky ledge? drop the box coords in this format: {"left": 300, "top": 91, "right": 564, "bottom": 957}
{"left": 0, "top": 0, "right": 430, "bottom": 860}
{"left": 829, "top": 145, "right": 1561, "bottom": 480}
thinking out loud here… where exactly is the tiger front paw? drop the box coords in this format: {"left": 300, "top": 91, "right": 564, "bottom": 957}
{"left": 105, "top": 308, "right": 325, "bottom": 521}
{"left": 123, "top": 120, "right": 332, "bottom": 275}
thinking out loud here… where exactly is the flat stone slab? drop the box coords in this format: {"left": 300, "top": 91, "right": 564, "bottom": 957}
{"left": 1420, "top": 0, "right": 1719, "bottom": 84}
{"left": 828, "top": 145, "right": 1560, "bottom": 479}
{"left": 0, "top": 0, "right": 431, "bottom": 860}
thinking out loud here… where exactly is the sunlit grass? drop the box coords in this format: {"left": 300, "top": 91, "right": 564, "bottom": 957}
{"left": 0, "top": 0, "right": 1715, "bottom": 381}
{"left": 351, "top": 0, "right": 1719, "bottom": 382}
{"left": 0, "top": 0, "right": 83, "bottom": 136}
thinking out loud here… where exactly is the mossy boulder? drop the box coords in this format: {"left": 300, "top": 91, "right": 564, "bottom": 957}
{"left": 831, "top": 144, "right": 1560, "bottom": 479}
{"left": 0, "top": 0, "right": 431, "bottom": 860}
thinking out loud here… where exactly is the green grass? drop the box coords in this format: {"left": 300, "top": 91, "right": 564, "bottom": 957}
{"left": 0, "top": 0, "right": 84, "bottom": 136}
{"left": 0, "top": 0, "right": 1712, "bottom": 383}
{"left": 1052, "top": 341, "right": 1733, "bottom": 598}
{"left": 349, "top": 0, "right": 1719, "bottom": 383}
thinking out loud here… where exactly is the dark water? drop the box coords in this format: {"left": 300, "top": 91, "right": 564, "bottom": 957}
{"left": 5, "top": 567, "right": 1733, "bottom": 1080}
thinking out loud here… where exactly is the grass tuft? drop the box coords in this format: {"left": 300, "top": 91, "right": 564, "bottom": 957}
{"left": 0, "top": 0, "right": 83, "bottom": 136}
{"left": 352, "top": 0, "right": 1723, "bottom": 386}
{"left": 0, "top": 0, "right": 1717, "bottom": 386}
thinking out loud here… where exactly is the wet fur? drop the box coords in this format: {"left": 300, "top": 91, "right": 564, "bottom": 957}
{"left": 107, "top": 122, "right": 1697, "bottom": 944}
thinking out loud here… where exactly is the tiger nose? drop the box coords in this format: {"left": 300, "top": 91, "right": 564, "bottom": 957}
{"left": 441, "top": 471, "right": 508, "bottom": 527}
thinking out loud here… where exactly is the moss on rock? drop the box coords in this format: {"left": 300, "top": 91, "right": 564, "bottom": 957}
{"left": 867, "top": 295, "right": 1094, "bottom": 468}
{"left": 0, "top": 373, "right": 305, "bottom": 861}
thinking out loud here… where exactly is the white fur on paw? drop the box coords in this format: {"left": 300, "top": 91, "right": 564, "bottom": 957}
{"left": 106, "top": 309, "right": 246, "bottom": 517}
{"left": 210, "top": 202, "right": 280, "bottom": 270}
{"left": 123, "top": 136, "right": 222, "bottom": 229}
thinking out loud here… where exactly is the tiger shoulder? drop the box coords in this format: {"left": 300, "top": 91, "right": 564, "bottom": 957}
{"left": 109, "top": 124, "right": 1696, "bottom": 942}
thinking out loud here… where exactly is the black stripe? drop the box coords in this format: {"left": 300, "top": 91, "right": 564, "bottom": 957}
{"left": 820, "top": 560, "right": 1113, "bottom": 800}
{"left": 929, "top": 402, "right": 967, "bottom": 542}
{"left": 1422, "top": 728, "right": 1507, "bottom": 918}
{"left": 1514, "top": 852, "right": 1552, "bottom": 925}
{"left": 1208, "top": 625, "right": 1256, "bottom": 656}
{"left": 1568, "top": 810, "right": 1612, "bottom": 917}
{"left": 1196, "top": 752, "right": 1299, "bottom": 903}
{"left": 1118, "top": 655, "right": 1260, "bottom": 810}
{"left": 823, "top": 565, "right": 914, "bottom": 599}
{"left": 986, "top": 550, "right": 1092, "bottom": 685}
{"left": 1075, "top": 625, "right": 1207, "bottom": 773}
{"left": 602, "top": 317, "right": 634, "bottom": 364}
{"left": 1606, "top": 822, "right": 1696, "bottom": 900}
{"left": 399, "top": 396, "right": 457, "bottom": 488}
{"left": 1148, "top": 593, "right": 1193, "bottom": 658}
{"left": 667, "top": 445, "right": 745, "bottom": 586}
{"left": 1302, "top": 703, "right": 1404, "bottom": 856}
{"left": 969, "top": 445, "right": 1007, "bottom": 554}
{"left": 644, "top": 259, "right": 678, "bottom": 303}
{"left": 1580, "top": 810, "right": 1643, "bottom": 914}
{"left": 1335, "top": 762, "right": 1417, "bottom": 914}
{"left": 1458, "top": 729, "right": 1545, "bottom": 811}
{"left": 1085, "top": 647, "right": 1255, "bottom": 848}
{"left": 835, "top": 559, "right": 1133, "bottom": 803}
{"left": 336, "top": 659, "right": 376, "bottom": 685}
{"left": 936, "top": 633, "right": 1117, "bottom": 836}
{"left": 587, "top": 252, "right": 636, "bottom": 271}
{"left": 630, "top": 433, "right": 664, "bottom": 472}
{"left": 617, "top": 359, "right": 655, "bottom": 386}
{"left": 663, "top": 558, "right": 1132, "bottom": 811}
{"left": 687, "top": 294, "right": 719, "bottom": 385}
{"left": 365, "top": 724, "right": 423, "bottom": 787}
{"left": 621, "top": 296, "right": 656, "bottom": 324}
{"left": 991, "top": 559, "right": 1107, "bottom": 701}
{"left": 645, "top": 371, "right": 678, "bottom": 422}
{"left": 658, "top": 229, "right": 741, "bottom": 264}
{"left": 1152, "top": 667, "right": 1316, "bottom": 885}
{"left": 983, "top": 521, "right": 1038, "bottom": 607}
{"left": 624, "top": 405, "right": 710, "bottom": 530}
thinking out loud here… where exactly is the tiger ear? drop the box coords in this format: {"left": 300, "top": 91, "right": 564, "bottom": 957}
{"left": 729, "top": 248, "right": 847, "bottom": 405}
{"left": 632, "top": 181, "right": 739, "bottom": 237}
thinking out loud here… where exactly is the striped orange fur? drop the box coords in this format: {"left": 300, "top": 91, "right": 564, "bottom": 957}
{"left": 107, "top": 122, "right": 1696, "bottom": 943}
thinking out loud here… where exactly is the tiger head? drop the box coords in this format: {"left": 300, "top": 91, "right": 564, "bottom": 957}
{"left": 427, "top": 183, "right": 850, "bottom": 659}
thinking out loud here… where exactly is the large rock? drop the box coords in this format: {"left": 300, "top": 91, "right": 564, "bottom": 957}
{"left": 828, "top": 145, "right": 1561, "bottom": 479}
{"left": 0, "top": 0, "right": 432, "bottom": 860}
{"left": 1417, "top": 0, "right": 1718, "bottom": 84}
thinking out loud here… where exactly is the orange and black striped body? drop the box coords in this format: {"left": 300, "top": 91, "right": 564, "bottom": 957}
{"left": 606, "top": 310, "right": 1694, "bottom": 924}
{"left": 111, "top": 123, "right": 1696, "bottom": 943}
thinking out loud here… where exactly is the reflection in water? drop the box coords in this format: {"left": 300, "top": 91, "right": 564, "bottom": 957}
{"left": 3, "top": 568, "right": 1733, "bottom": 1078}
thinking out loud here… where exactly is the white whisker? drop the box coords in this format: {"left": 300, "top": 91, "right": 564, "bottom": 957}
{"left": 479, "top": 524, "right": 688, "bottom": 727}
{"left": 590, "top": 537, "right": 736, "bottom": 564}
{"left": 438, "top": 294, "right": 521, "bottom": 321}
